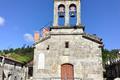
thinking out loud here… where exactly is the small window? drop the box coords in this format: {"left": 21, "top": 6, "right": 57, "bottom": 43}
{"left": 46, "top": 45, "right": 49, "bottom": 50}
{"left": 14, "top": 76, "right": 17, "bottom": 80}
{"left": 65, "top": 42, "right": 69, "bottom": 48}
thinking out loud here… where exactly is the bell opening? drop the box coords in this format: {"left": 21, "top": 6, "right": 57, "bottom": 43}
{"left": 58, "top": 4, "right": 65, "bottom": 18}
{"left": 69, "top": 4, "right": 77, "bottom": 26}
{"left": 69, "top": 4, "right": 77, "bottom": 17}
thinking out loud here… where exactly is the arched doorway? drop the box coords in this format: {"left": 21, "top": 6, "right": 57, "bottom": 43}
{"left": 61, "top": 63, "right": 74, "bottom": 80}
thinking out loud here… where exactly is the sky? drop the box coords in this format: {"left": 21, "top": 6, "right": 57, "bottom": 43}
{"left": 0, "top": 0, "right": 120, "bottom": 50}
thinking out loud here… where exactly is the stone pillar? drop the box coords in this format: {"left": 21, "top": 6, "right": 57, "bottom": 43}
{"left": 65, "top": 2, "right": 69, "bottom": 26}
{"left": 76, "top": 0, "right": 81, "bottom": 26}
{"left": 53, "top": 1, "right": 58, "bottom": 27}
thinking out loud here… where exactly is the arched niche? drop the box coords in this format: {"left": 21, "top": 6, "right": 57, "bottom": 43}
{"left": 38, "top": 53, "right": 45, "bottom": 69}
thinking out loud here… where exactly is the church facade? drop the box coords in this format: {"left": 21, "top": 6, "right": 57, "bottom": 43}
{"left": 33, "top": 0, "right": 104, "bottom": 80}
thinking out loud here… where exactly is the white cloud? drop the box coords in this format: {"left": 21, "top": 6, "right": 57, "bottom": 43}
{"left": 0, "top": 16, "right": 5, "bottom": 26}
{"left": 24, "top": 33, "right": 34, "bottom": 42}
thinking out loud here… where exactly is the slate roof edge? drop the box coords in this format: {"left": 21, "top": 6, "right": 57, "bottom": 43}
{"left": 82, "top": 33, "right": 103, "bottom": 44}
{"left": 0, "top": 56, "right": 25, "bottom": 65}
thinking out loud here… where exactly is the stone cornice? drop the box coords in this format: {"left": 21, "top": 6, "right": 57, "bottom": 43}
{"left": 50, "top": 25, "right": 85, "bottom": 31}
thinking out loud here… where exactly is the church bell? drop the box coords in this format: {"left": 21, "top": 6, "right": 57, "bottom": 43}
{"left": 58, "top": 5, "right": 65, "bottom": 17}
{"left": 69, "top": 5, "right": 76, "bottom": 17}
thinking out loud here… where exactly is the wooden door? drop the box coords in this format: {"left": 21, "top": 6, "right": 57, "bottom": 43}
{"left": 61, "top": 64, "right": 74, "bottom": 80}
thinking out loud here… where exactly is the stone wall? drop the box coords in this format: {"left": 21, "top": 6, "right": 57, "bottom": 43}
{"left": 33, "top": 27, "right": 103, "bottom": 80}
{"left": 3, "top": 63, "right": 26, "bottom": 80}
{"left": 0, "top": 66, "right": 3, "bottom": 80}
{"left": 0, "top": 57, "right": 27, "bottom": 80}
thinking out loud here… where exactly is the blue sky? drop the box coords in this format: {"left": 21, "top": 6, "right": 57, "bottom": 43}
{"left": 0, "top": 0, "right": 120, "bottom": 50}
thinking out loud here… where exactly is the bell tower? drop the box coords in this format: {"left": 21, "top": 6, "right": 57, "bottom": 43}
{"left": 53, "top": 0, "right": 81, "bottom": 27}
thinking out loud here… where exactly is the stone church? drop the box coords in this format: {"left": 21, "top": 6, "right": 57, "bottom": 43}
{"left": 33, "top": 0, "right": 104, "bottom": 80}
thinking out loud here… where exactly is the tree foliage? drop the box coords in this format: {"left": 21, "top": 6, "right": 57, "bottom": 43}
{"left": 102, "top": 48, "right": 119, "bottom": 64}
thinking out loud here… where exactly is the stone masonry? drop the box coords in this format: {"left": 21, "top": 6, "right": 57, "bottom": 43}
{"left": 33, "top": 26, "right": 104, "bottom": 80}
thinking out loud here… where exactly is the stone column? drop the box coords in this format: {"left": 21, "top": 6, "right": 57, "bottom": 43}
{"left": 25, "top": 67, "right": 29, "bottom": 80}
{"left": 53, "top": 1, "right": 58, "bottom": 27}
{"left": 76, "top": 0, "right": 81, "bottom": 26}
{"left": 65, "top": 2, "right": 69, "bottom": 27}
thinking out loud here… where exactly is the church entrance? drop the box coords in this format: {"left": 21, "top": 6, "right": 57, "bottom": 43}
{"left": 61, "top": 63, "right": 74, "bottom": 80}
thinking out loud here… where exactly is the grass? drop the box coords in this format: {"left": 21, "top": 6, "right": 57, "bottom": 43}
{"left": 0, "top": 53, "right": 33, "bottom": 64}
